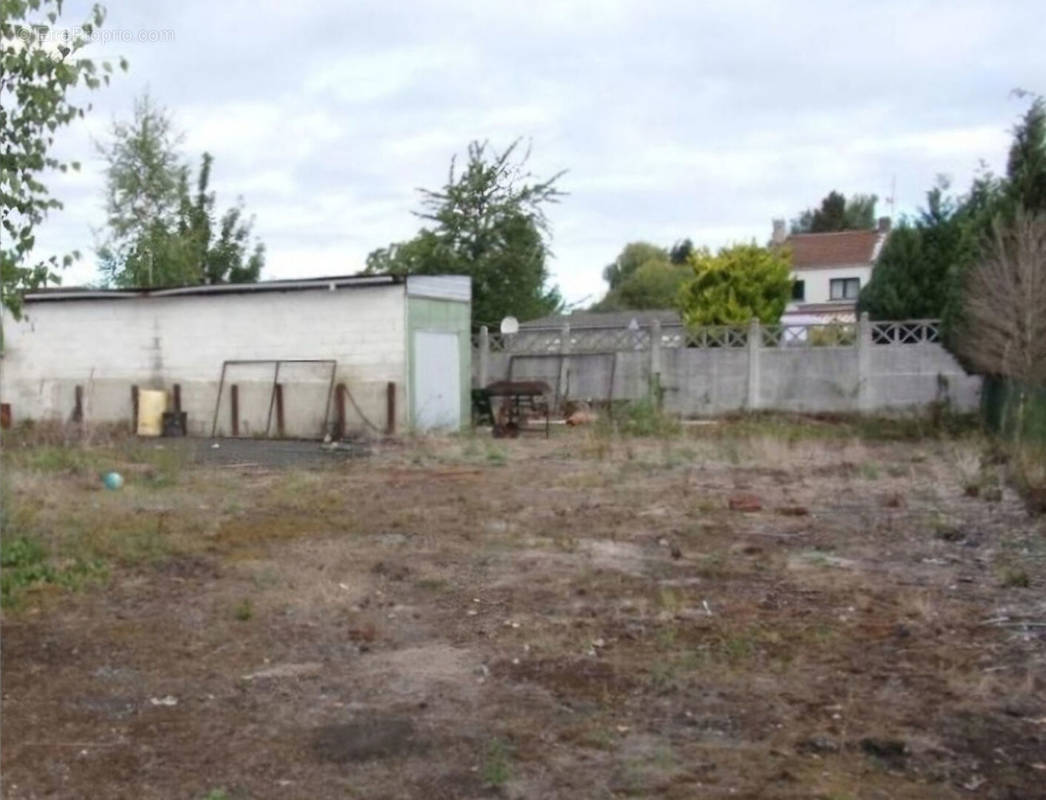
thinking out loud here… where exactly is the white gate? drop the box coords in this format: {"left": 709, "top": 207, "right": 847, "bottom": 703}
{"left": 413, "top": 331, "right": 461, "bottom": 430}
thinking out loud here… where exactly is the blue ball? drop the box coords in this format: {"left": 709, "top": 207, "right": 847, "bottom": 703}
{"left": 102, "top": 471, "right": 124, "bottom": 490}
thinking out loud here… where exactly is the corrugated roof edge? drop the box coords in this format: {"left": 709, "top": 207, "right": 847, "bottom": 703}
{"left": 22, "top": 273, "right": 405, "bottom": 303}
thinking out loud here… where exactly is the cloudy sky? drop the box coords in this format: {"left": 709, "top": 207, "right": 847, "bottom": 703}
{"left": 30, "top": 0, "right": 1045, "bottom": 306}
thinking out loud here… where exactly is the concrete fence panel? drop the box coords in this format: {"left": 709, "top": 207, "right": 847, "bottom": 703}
{"left": 474, "top": 316, "right": 981, "bottom": 416}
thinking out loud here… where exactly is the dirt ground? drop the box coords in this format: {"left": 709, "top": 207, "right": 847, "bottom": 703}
{"left": 2, "top": 421, "right": 1045, "bottom": 799}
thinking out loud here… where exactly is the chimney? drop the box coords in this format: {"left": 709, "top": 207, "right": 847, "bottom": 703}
{"left": 877, "top": 216, "right": 892, "bottom": 233}
{"left": 771, "top": 218, "right": 787, "bottom": 245}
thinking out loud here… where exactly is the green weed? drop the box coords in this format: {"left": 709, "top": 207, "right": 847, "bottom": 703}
{"left": 1, "top": 535, "right": 106, "bottom": 607}
{"left": 656, "top": 586, "right": 683, "bottom": 613}
{"left": 619, "top": 397, "right": 681, "bottom": 438}
{"left": 1000, "top": 567, "right": 1030, "bottom": 588}
{"left": 648, "top": 659, "right": 677, "bottom": 690}
{"left": 414, "top": 577, "right": 449, "bottom": 591}
{"left": 859, "top": 462, "right": 881, "bottom": 480}
{"left": 18, "top": 446, "right": 100, "bottom": 474}
{"left": 482, "top": 737, "right": 512, "bottom": 787}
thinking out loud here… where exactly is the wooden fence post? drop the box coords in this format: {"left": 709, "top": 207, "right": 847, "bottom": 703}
{"left": 274, "top": 383, "right": 285, "bottom": 437}
{"left": 230, "top": 384, "right": 239, "bottom": 436}
{"left": 334, "top": 383, "right": 346, "bottom": 440}
{"left": 72, "top": 385, "right": 84, "bottom": 425}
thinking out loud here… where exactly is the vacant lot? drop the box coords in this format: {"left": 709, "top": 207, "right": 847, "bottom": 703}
{"left": 2, "top": 419, "right": 1044, "bottom": 799}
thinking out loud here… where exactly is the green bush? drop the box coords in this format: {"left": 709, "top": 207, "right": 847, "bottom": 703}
{"left": 808, "top": 323, "right": 856, "bottom": 347}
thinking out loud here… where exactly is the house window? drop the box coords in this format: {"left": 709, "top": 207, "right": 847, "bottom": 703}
{"left": 792, "top": 280, "right": 805, "bottom": 301}
{"left": 829, "top": 277, "right": 860, "bottom": 301}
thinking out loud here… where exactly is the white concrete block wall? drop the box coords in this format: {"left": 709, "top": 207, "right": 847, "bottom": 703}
{"left": 1, "top": 284, "right": 408, "bottom": 436}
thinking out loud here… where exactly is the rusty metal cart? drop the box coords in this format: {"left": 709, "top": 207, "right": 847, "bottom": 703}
{"left": 481, "top": 380, "right": 551, "bottom": 438}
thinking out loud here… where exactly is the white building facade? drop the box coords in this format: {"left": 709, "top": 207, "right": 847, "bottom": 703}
{"left": 771, "top": 219, "right": 890, "bottom": 323}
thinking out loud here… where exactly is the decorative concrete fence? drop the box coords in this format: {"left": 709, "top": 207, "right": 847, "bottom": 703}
{"left": 472, "top": 316, "right": 981, "bottom": 416}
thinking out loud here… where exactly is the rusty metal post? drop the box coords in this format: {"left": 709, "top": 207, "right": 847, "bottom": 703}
{"left": 230, "top": 384, "right": 239, "bottom": 437}
{"left": 386, "top": 381, "right": 396, "bottom": 435}
{"left": 274, "top": 383, "right": 285, "bottom": 437}
{"left": 72, "top": 385, "right": 84, "bottom": 424}
{"left": 131, "top": 385, "right": 139, "bottom": 429}
{"left": 334, "top": 383, "right": 346, "bottom": 440}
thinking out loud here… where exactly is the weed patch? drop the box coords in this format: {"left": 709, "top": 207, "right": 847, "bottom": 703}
{"left": 618, "top": 397, "right": 680, "bottom": 438}
{"left": 482, "top": 737, "right": 513, "bottom": 787}
{"left": 1, "top": 535, "right": 106, "bottom": 607}
{"left": 999, "top": 567, "right": 1030, "bottom": 588}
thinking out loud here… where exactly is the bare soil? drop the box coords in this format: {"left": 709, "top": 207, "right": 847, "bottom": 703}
{"left": 2, "top": 426, "right": 1045, "bottom": 799}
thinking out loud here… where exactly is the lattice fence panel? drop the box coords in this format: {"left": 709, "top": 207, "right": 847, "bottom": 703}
{"left": 473, "top": 319, "right": 944, "bottom": 353}
{"left": 682, "top": 325, "right": 749, "bottom": 348}
{"left": 871, "top": 320, "right": 940, "bottom": 345}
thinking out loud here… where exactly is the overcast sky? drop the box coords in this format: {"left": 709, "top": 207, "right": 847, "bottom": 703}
{"left": 31, "top": 0, "right": 1045, "bottom": 306}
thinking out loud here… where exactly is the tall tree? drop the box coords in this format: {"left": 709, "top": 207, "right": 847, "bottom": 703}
{"left": 1, "top": 0, "right": 124, "bottom": 316}
{"left": 678, "top": 243, "right": 792, "bottom": 326}
{"left": 615, "top": 261, "right": 691, "bottom": 310}
{"left": 187, "top": 153, "right": 264, "bottom": 284}
{"left": 97, "top": 95, "right": 264, "bottom": 286}
{"left": 97, "top": 93, "right": 189, "bottom": 286}
{"left": 791, "top": 191, "right": 878, "bottom": 233}
{"left": 943, "top": 96, "right": 1045, "bottom": 340}
{"left": 600, "top": 242, "right": 668, "bottom": 292}
{"left": 365, "top": 139, "right": 564, "bottom": 327}
{"left": 858, "top": 184, "right": 971, "bottom": 320}
{"left": 1005, "top": 96, "right": 1046, "bottom": 214}
{"left": 669, "top": 238, "right": 694, "bottom": 265}
{"left": 592, "top": 241, "right": 689, "bottom": 311}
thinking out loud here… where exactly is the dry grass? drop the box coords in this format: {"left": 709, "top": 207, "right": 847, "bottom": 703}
{"left": 2, "top": 423, "right": 1043, "bottom": 799}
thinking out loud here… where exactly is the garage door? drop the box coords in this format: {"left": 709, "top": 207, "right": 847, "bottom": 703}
{"left": 413, "top": 331, "right": 461, "bottom": 430}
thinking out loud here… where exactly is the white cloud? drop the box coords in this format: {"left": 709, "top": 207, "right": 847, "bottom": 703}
{"left": 22, "top": 0, "right": 1041, "bottom": 306}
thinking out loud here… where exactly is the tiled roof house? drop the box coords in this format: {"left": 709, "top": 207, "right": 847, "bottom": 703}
{"left": 773, "top": 217, "right": 891, "bottom": 322}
